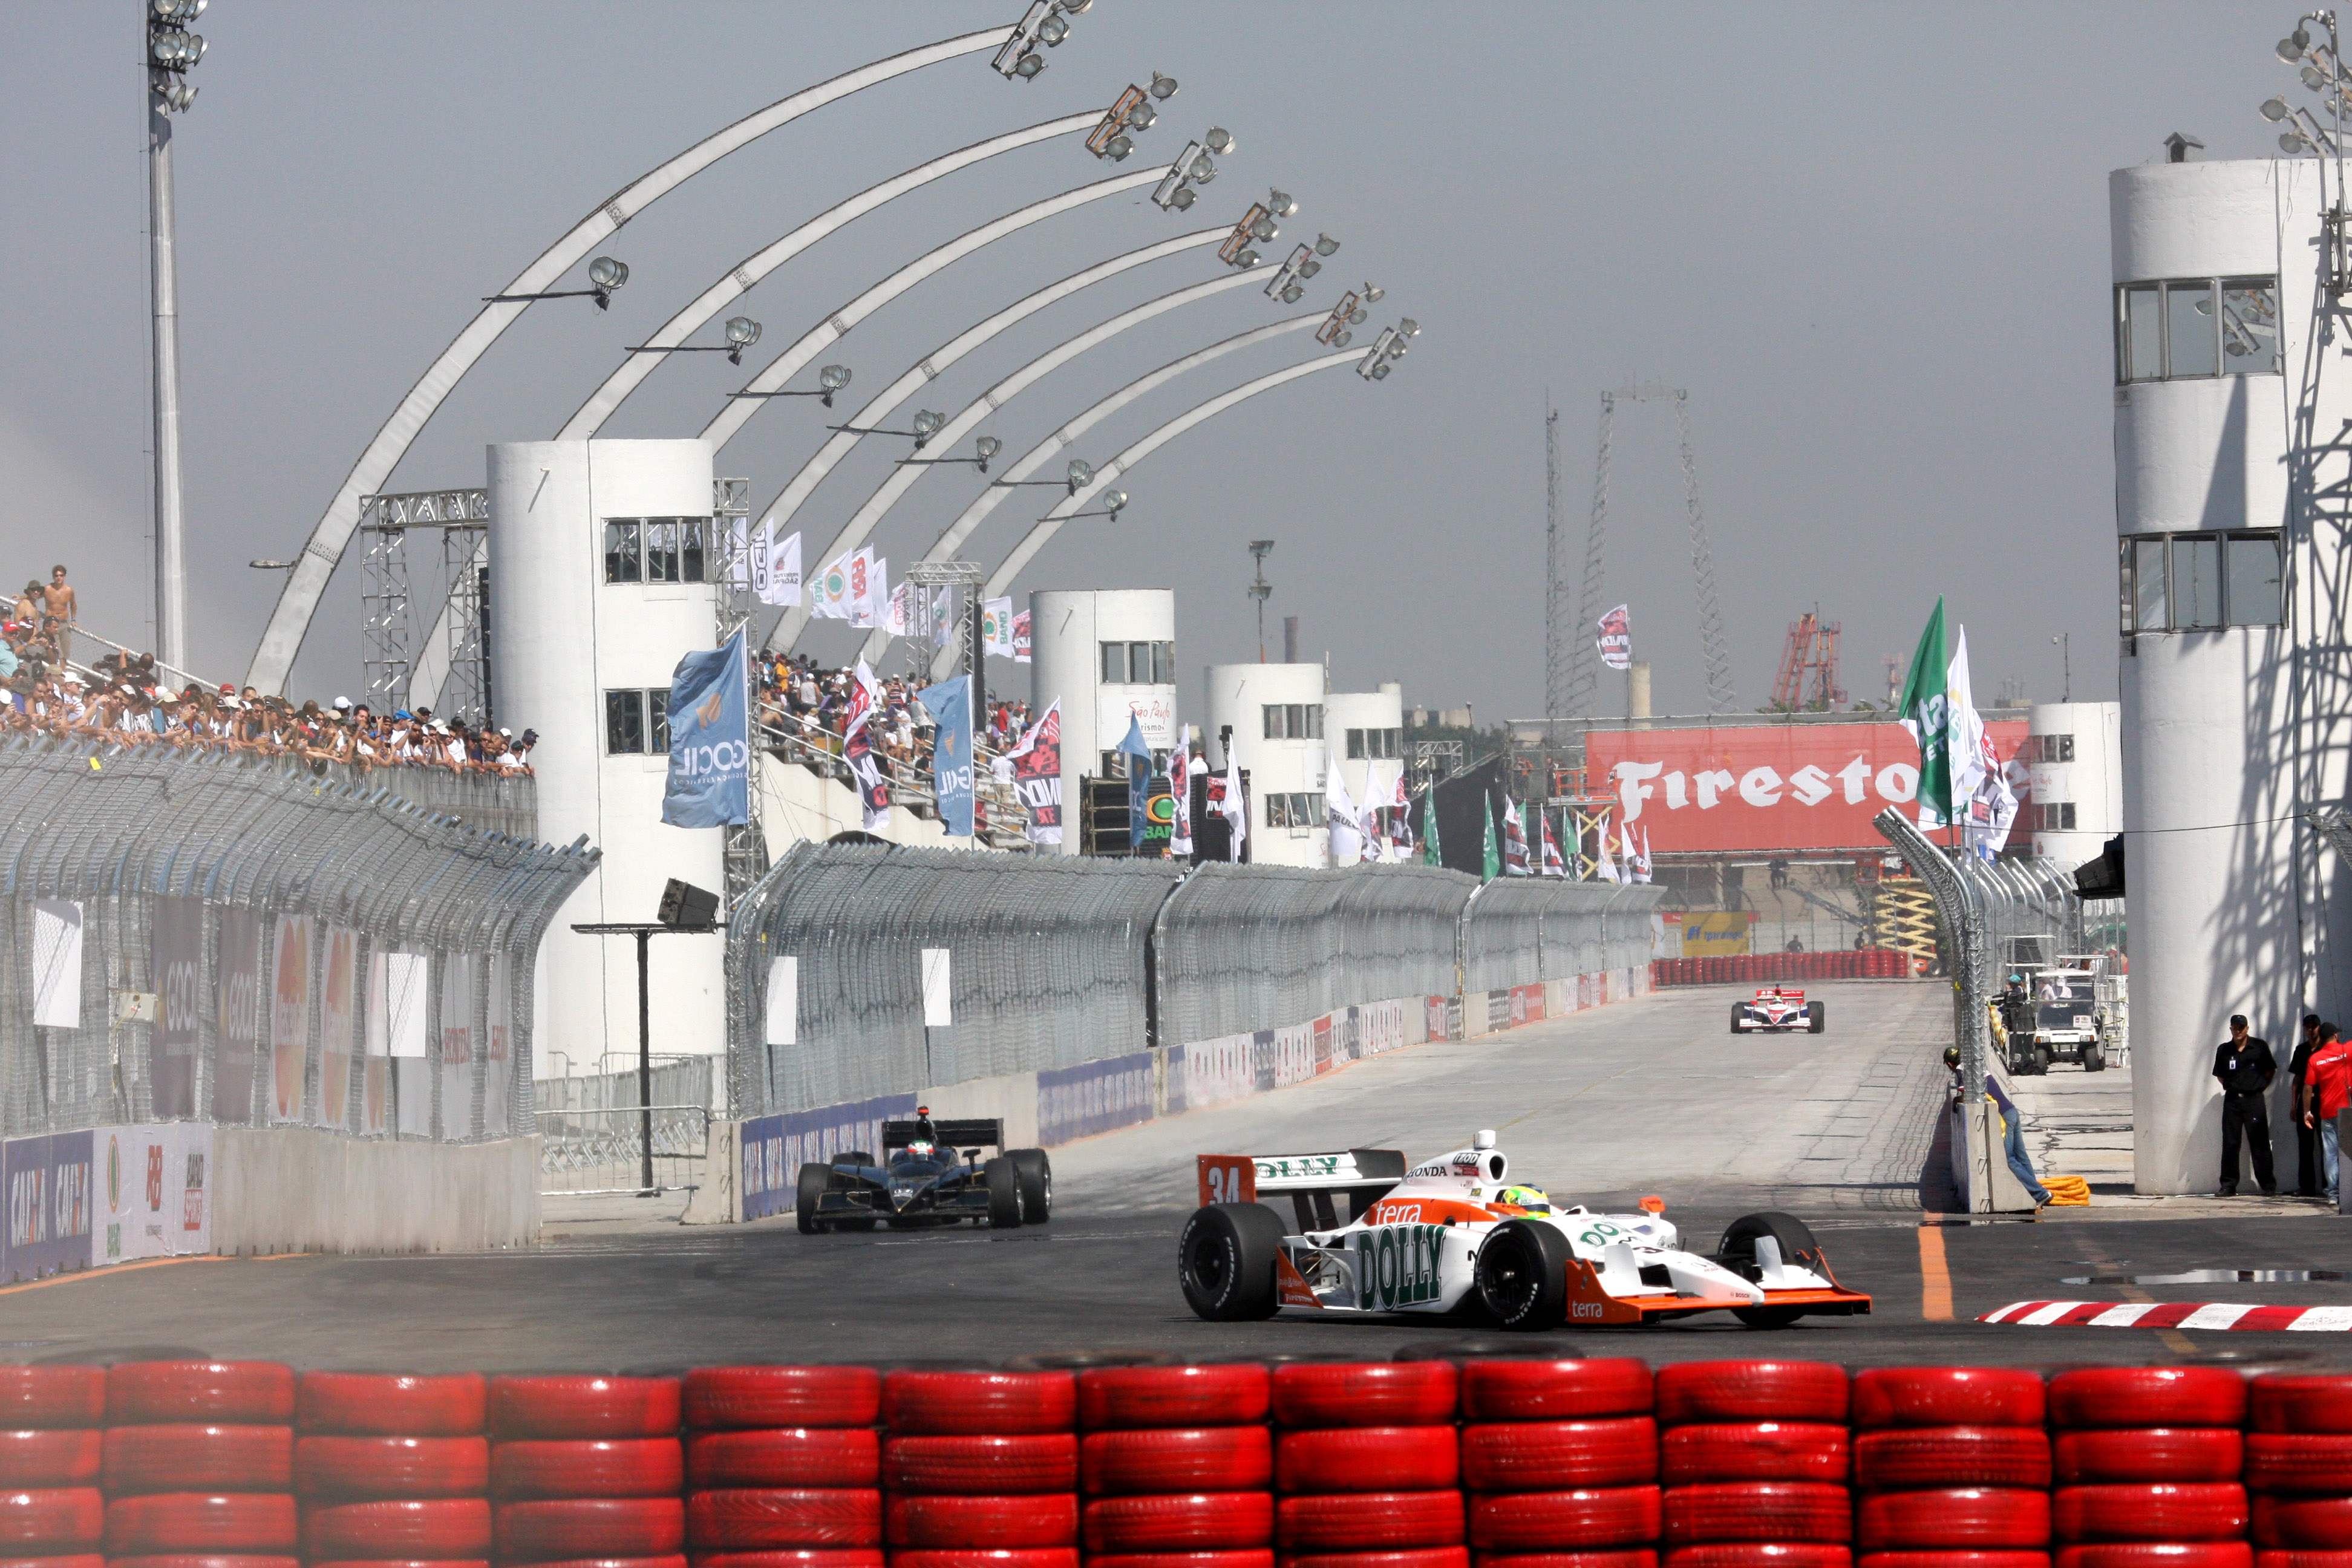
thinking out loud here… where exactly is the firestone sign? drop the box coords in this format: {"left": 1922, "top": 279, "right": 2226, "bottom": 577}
{"left": 1584, "top": 722, "right": 2029, "bottom": 855}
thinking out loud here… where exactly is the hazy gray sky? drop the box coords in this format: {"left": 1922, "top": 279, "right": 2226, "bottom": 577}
{"left": 0, "top": 2, "right": 2296, "bottom": 722}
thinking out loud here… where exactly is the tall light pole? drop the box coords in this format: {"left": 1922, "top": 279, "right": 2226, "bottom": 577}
{"left": 146, "top": 0, "right": 209, "bottom": 670}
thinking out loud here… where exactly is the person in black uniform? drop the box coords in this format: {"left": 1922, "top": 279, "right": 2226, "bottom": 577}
{"left": 2213, "top": 1014, "right": 2279, "bottom": 1197}
{"left": 2291, "top": 1014, "right": 2324, "bottom": 1197}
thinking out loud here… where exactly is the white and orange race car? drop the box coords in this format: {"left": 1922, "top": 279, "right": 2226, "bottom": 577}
{"left": 1733, "top": 986, "right": 1825, "bottom": 1034}
{"left": 1178, "top": 1132, "right": 1870, "bottom": 1331}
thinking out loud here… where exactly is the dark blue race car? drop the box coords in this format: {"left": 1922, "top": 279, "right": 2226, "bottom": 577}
{"left": 795, "top": 1108, "right": 1052, "bottom": 1232}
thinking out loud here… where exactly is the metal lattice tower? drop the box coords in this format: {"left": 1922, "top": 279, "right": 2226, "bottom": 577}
{"left": 357, "top": 488, "right": 488, "bottom": 714}
{"left": 712, "top": 476, "right": 769, "bottom": 908}
{"left": 1542, "top": 400, "right": 1571, "bottom": 739}
{"left": 1561, "top": 385, "right": 1737, "bottom": 719}
{"left": 359, "top": 523, "right": 411, "bottom": 711}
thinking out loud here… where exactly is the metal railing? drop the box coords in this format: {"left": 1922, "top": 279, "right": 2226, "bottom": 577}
{"left": 755, "top": 705, "right": 1031, "bottom": 848}
{"left": 537, "top": 1104, "right": 713, "bottom": 1195}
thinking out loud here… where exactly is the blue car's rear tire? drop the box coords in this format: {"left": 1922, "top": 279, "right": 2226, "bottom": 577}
{"left": 985, "top": 1156, "right": 1024, "bottom": 1228}
{"left": 1178, "top": 1203, "right": 1284, "bottom": 1321}
{"left": 1011, "top": 1149, "right": 1052, "bottom": 1222}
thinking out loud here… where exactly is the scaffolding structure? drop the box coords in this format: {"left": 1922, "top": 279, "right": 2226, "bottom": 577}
{"left": 357, "top": 488, "right": 489, "bottom": 716}
{"left": 1771, "top": 610, "right": 1847, "bottom": 712}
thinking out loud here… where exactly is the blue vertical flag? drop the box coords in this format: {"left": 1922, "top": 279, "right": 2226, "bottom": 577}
{"left": 662, "top": 627, "right": 750, "bottom": 828}
{"left": 1117, "top": 712, "right": 1154, "bottom": 848}
{"left": 917, "top": 675, "right": 975, "bottom": 837}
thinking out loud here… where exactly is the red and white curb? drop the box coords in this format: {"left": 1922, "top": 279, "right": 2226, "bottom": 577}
{"left": 1981, "top": 1299, "right": 2352, "bottom": 1330}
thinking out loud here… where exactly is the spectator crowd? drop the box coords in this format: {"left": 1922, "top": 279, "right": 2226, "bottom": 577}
{"left": 756, "top": 652, "right": 1030, "bottom": 792}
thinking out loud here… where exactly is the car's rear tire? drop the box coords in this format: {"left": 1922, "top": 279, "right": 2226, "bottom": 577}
{"left": 984, "top": 1156, "right": 1024, "bottom": 1229}
{"left": 2085, "top": 1044, "right": 2107, "bottom": 1073}
{"left": 1474, "top": 1218, "right": 1574, "bottom": 1331}
{"left": 1011, "top": 1148, "right": 1052, "bottom": 1223}
{"left": 795, "top": 1163, "right": 831, "bottom": 1235}
{"left": 1177, "top": 1203, "right": 1284, "bottom": 1321}
{"left": 1808, "top": 1001, "right": 1826, "bottom": 1034}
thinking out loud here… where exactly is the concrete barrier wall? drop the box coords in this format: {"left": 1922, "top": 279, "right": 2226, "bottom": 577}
{"left": 213, "top": 1128, "right": 541, "bottom": 1255}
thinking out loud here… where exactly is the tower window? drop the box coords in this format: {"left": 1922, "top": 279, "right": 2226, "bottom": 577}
{"left": 2120, "top": 531, "right": 2284, "bottom": 634}
{"left": 2116, "top": 276, "right": 2278, "bottom": 382}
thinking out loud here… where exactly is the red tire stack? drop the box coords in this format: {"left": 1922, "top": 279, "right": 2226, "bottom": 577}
{"left": 1460, "top": 1356, "right": 1659, "bottom": 1568}
{"left": 2248, "top": 1372, "right": 2352, "bottom": 1566}
{"left": 1654, "top": 1359, "right": 1851, "bottom": 1568}
{"left": 0, "top": 1365, "right": 104, "bottom": 1568}
{"left": 101, "top": 1359, "right": 299, "bottom": 1568}
{"left": 880, "top": 1368, "right": 1077, "bottom": 1568}
{"left": 2048, "top": 1367, "right": 2249, "bottom": 1568}
{"left": 684, "top": 1364, "right": 884, "bottom": 1568}
{"left": 297, "top": 1371, "right": 491, "bottom": 1568}
{"left": 489, "top": 1374, "right": 685, "bottom": 1568}
{"left": 1270, "top": 1360, "right": 1464, "bottom": 1568}
{"left": 1077, "top": 1362, "right": 1273, "bottom": 1568}
{"left": 1849, "top": 1367, "right": 2048, "bottom": 1568}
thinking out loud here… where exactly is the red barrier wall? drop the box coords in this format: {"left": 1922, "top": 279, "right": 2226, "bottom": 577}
{"left": 1651, "top": 950, "right": 1917, "bottom": 987}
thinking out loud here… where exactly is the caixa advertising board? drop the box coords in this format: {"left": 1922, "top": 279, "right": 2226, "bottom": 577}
{"left": 1584, "top": 722, "right": 2029, "bottom": 855}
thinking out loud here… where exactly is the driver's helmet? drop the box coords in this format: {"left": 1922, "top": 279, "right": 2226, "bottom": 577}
{"left": 905, "top": 1140, "right": 936, "bottom": 1160}
{"left": 1494, "top": 1184, "right": 1552, "bottom": 1214}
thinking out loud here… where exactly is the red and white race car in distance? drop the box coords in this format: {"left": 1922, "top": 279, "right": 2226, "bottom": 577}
{"left": 1733, "top": 986, "right": 1824, "bottom": 1034}
{"left": 1178, "top": 1133, "right": 1871, "bottom": 1331}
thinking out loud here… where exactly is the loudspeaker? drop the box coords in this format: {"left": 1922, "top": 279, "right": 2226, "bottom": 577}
{"left": 658, "top": 877, "right": 720, "bottom": 931}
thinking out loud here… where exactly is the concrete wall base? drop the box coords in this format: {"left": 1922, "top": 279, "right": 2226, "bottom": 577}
{"left": 213, "top": 1129, "right": 541, "bottom": 1255}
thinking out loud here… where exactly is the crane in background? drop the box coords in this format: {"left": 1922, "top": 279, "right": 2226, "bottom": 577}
{"left": 1771, "top": 609, "right": 1847, "bottom": 711}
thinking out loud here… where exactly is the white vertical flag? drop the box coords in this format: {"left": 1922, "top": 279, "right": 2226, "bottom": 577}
{"left": 1325, "top": 749, "right": 1362, "bottom": 866}
{"left": 983, "top": 598, "right": 1014, "bottom": 659}
{"left": 1222, "top": 755, "right": 1248, "bottom": 860}
{"left": 761, "top": 528, "right": 802, "bottom": 606}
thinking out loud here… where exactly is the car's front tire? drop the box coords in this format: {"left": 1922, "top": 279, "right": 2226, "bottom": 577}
{"left": 795, "top": 1163, "right": 831, "bottom": 1235}
{"left": 1011, "top": 1148, "right": 1053, "bottom": 1223}
{"left": 1177, "top": 1203, "right": 1284, "bottom": 1321}
{"left": 1716, "top": 1210, "right": 1825, "bottom": 1326}
{"left": 984, "top": 1156, "right": 1025, "bottom": 1229}
{"left": 1730, "top": 1004, "right": 1746, "bottom": 1035}
{"left": 1474, "top": 1218, "right": 1574, "bottom": 1331}
{"left": 1808, "top": 1001, "right": 1826, "bottom": 1034}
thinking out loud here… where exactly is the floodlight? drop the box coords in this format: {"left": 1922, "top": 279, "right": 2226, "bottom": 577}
{"left": 1037, "top": 13, "right": 1070, "bottom": 45}
{"left": 1315, "top": 234, "right": 1340, "bottom": 256}
{"left": 1234, "top": 248, "right": 1259, "bottom": 267}
{"left": 183, "top": 34, "right": 205, "bottom": 64}
{"left": 2264, "top": 96, "right": 2292, "bottom": 121}
{"left": 1061, "top": 0, "right": 1094, "bottom": 13}
{"left": 1280, "top": 284, "right": 1304, "bottom": 304}
{"left": 724, "top": 316, "right": 761, "bottom": 346}
{"left": 589, "top": 256, "right": 629, "bottom": 290}
{"left": 1068, "top": 458, "right": 1094, "bottom": 485}
{"left": 1399, "top": 318, "right": 1420, "bottom": 337}
{"left": 2285, "top": 129, "right": 2311, "bottom": 152}
{"left": 1372, "top": 362, "right": 1391, "bottom": 380}
{"left": 1362, "top": 284, "right": 1385, "bottom": 302}
{"left": 819, "top": 364, "right": 852, "bottom": 391}
{"left": 2307, "top": 65, "right": 2330, "bottom": 88}
{"left": 1190, "top": 152, "right": 1218, "bottom": 183}
{"left": 913, "top": 410, "right": 945, "bottom": 437}
{"left": 1249, "top": 214, "right": 1278, "bottom": 241}
{"left": 1204, "top": 128, "right": 1236, "bottom": 155}
{"left": 1106, "top": 133, "right": 1133, "bottom": 159}
{"left": 1126, "top": 100, "right": 1157, "bottom": 129}
{"left": 976, "top": 436, "right": 1003, "bottom": 462}
{"left": 1102, "top": 489, "right": 1128, "bottom": 512}
{"left": 1149, "top": 71, "right": 1178, "bottom": 99}
{"left": 2284, "top": 36, "right": 2308, "bottom": 60}
{"left": 1169, "top": 187, "right": 1197, "bottom": 211}
{"left": 1348, "top": 307, "right": 1368, "bottom": 325}
{"left": 1332, "top": 330, "right": 1351, "bottom": 348}
{"left": 1014, "top": 52, "right": 1045, "bottom": 78}
{"left": 1267, "top": 190, "right": 1298, "bottom": 218}
{"left": 1299, "top": 258, "right": 1321, "bottom": 279}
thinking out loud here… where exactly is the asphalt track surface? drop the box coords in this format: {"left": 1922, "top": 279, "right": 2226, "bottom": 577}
{"left": 10, "top": 979, "right": 2352, "bottom": 1373}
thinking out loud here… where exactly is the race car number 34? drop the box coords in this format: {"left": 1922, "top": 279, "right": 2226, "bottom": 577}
{"left": 1351, "top": 1224, "right": 1445, "bottom": 1310}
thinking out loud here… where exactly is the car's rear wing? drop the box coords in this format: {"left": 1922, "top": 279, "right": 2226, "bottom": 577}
{"left": 1197, "top": 1148, "right": 1408, "bottom": 1230}
{"left": 883, "top": 1117, "right": 1004, "bottom": 1155}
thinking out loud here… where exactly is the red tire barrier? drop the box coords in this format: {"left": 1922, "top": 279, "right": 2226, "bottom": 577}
{"left": 105, "top": 1558, "right": 301, "bottom": 1568}
{"left": 1860, "top": 1555, "right": 2048, "bottom": 1568}
{"left": 2253, "top": 1378, "right": 2352, "bottom": 1436}
{"left": 1273, "top": 1365, "right": 1460, "bottom": 1431}
{"left": 2056, "top": 1547, "right": 2255, "bottom": 1568}
{"left": 295, "top": 1373, "right": 486, "bottom": 1437}
{"left": 293, "top": 1435, "right": 489, "bottom": 1498}
{"left": 2255, "top": 1554, "right": 2352, "bottom": 1568}
{"left": 2050, "top": 1370, "right": 2249, "bottom": 1431}
{"left": 1088, "top": 1553, "right": 1273, "bottom": 1568}
{"left": 2256, "top": 1495, "right": 2352, "bottom": 1548}
{"left": 0, "top": 1370, "right": 103, "bottom": 1431}
{"left": 105, "top": 1365, "right": 295, "bottom": 1428}
{"left": 306, "top": 1561, "right": 492, "bottom": 1568}
{"left": 102, "top": 1426, "right": 293, "bottom": 1495}
{"left": 1850, "top": 1370, "right": 2043, "bottom": 1431}
{"left": 489, "top": 1439, "right": 682, "bottom": 1500}
{"left": 102, "top": 1493, "right": 297, "bottom": 1554}
{"left": 1080, "top": 1492, "right": 1276, "bottom": 1553}
{"left": 1079, "top": 1366, "right": 1272, "bottom": 1431}
{"left": 881, "top": 1374, "right": 1076, "bottom": 1437}
{"left": 0, "top": 1431, "right": 102, "bottom": 1488}
{"left": 1667, "top": 1550, "right": 1849, "bottom": 1568}
{"left": 299, "top": 1497, "right": 492, "bottom": 1557}
{"left": 1653, "top": 1365, "right": 1847, "bottom": 1428}
{"left": 497, "top": 1558, "right": 686, "bottom": 1568}
{"left": 1459, "top": 1361, "right": 1653, "bottom": 1423}
{"left": 1473, "top": 1552, "right": 1658, "bottom": 1568}
{"left": 691, "top": 1553, "right": 885, "bottom": 1568}
{"left": 2059, "top": 1429, "right": 2244, "bottom": 1486}
{"left": 1853, "top": 1426, "right": 2050, "bottom": 1491}
{"left": 685, "top": 1489, "right": 883, "bottom": 1550}
{"left": 1854, "top": 1489, "right": 2051, "bottom": 1552}
{"left": 2054, "top": 1484, "right": 2250, "bottom": 1544}
{"left": 682, "top": 1368, "right": 881, "bottom": 1433}
{"left": 2247, "top": 1434, "right": 2352, "bottom": 1494}
{"left": 685, "top": 1429, "right": 879, "bottom": 1491}
{"left": 881, "top": 1434, "right": 1077, "bottom": 1495}
{"left": 1279, "top": 1551, "right": 1467, "bottom": 1568}
{"left": 493, "top": 1497, "right": 685, "bottom": 1560}
{"left": 1661, "top": 1483, "right": 1850, "bottom": 1546}
{"left": 1467, "top": 1488, "right": 1659, "bottom": 1552}
{"left": 0, "top": 1488, "right": 102, "bottom": 1550}
{"left": 883, "top": 1494, "right": 1077, "bottom": 1550}
{"left": 1278, "top": 1429, "right": 1459, "bottom": 1494}
{"left": 1661, "top": 1424, "right": 1847, "bottom": 1486}
{"left": 1277, "top": 1492, "right": 1466, "bottom": 1552}
{"left": 1082, "top": 1428, "right": 1272, "bottom": 1495}
{"left": 1462, "top": 1420, "right": 1659, "bottom": 1491}
{"left": 887, "top": 1553, "right": 1076, "bottom": 1568}
{"left": 487, "top": 1378, "right": 681, "bottom": 1442}
{"left": 0, "top": 1555, "right": 106, "bottom": 1568}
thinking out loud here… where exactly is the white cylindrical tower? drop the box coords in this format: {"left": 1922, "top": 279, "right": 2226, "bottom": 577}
{"left": 1028, "top": 589, "right": 1177, "bottom": 854}
{"left": 2111, "top": 155, "right": 2352, "bottom": 1192}
{"left": 2027, "top": 701, "right": 2123, "bottom": 867}
{"left": 1323, "top": 685, "right": 1405, "bottom": 840}
{"left": 488, "top": 438, "right": 727, "bottom": 1086}
{"left": 1205, "top": 662, "right": 1330, "bottom": 867}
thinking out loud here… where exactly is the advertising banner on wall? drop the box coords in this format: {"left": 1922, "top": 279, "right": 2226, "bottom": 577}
{"left": 1583, "top": 721, "right": 2029, "bottom": 855}
{"left": 4, "top": 1131, "right": 92, "bottom": 1282}
{"left": 440, "top": 954, "right": 475, "bottom": 1142}
{"left": 269, "top": 914, "right": 312, "bottom": 1125}
{"left": 212, "top": 910, "right": 261, "bottom": 1125}
{"left": 318, "top": 928, "right": 357, "bottom": 1132}
{"left": 90, "top": 1123, "right": 212, "bottom": 1266}
{"left": 149, "top": 897, "right": 203, "bottom": 1119}
{"left": 484, "top": 953, "right": 511, "bottom": 1138}
{"left": 1036, "top": 1053, "right": 1153, "bottom": 1145}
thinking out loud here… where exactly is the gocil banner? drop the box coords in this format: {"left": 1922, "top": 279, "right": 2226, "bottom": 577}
{"left": 4, "top": 1131, "right": 92, "bottom": 1282}
{"left": 1037, "top": 1053, "right": 1153, "bottom": 1145}
{"left": 90, "top": 1124, "right": 211, "bottom": 1267}
{"left": 739, "top": 1094, "right": 920, "bottom": 1221}
{"left": 149, "top": 898, "right": 203, "bottom": 1119}
{"left": 1178, "top": 1034, "right": 1254, "bottom": 1114}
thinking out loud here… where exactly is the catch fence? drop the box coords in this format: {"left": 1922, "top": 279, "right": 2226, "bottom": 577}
{"left": 725, "top": 843, "right": 1664, "bottom": 1122}
{"left": 0, "top": 734, "right": 596, "bottom": 1144}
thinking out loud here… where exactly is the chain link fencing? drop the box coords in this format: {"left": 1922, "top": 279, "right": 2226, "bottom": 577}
{"left": 1459, "top": 878, "right": 1660, "bottom": 994}
{"left": 0, "top": 735, "right": 596, "bottom": 1143}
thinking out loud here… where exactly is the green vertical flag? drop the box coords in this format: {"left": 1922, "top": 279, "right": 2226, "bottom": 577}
{"left": 1422, "top": 791, "right": 1442, "bottom": 866}
{"left": 1896, "top": 595, "right": 1955, "bottom": 827}
{"left": 1481, "top": 795, "right": 1501, "bottom": 883}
